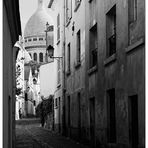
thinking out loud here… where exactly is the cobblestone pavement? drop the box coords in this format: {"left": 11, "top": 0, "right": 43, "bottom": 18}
{"left": 16, "top": 119, "right": 90, "bottom": 148}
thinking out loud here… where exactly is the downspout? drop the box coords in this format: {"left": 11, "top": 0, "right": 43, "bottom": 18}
{"left": 62, "top": 0, "right": 66, "bottom": 136}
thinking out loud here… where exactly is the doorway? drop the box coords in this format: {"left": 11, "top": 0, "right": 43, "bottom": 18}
{"left": 107, "top": 88, "right": 116, "bottom": 143}
{"left": 67, "top": 95, "right": 71, "bottom": 137}
{"left": 89, "top": 97, "right": 95, "bottom": 147}
{"left": 59, "top": 97, "right": 61, "bottom": 133}
{"left": 78, "top": 92, "right": 81, "bottom": 139}
{"left": 128, "top": 95, "right": 139, "bottom": 148}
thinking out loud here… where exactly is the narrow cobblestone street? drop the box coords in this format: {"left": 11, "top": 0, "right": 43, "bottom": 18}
{"left": 16, "top": 119, "right": 89, "bottom": 148}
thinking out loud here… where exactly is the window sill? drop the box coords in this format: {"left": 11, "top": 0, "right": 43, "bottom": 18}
{"left": 88, "top": 65, "right": 97, "bottom": 75}
{"left": 66, "top": 18, "right": 71, "bottom": 27}
{"left": 74, "top": 2, "right": 81, "bottom": 12}
{"left": 56, "top": 39, "right": 60, "bottom": 45}
{"left": 104, "top": 53, "right": 117, "bottom": 66}
{"left": 75, "top": 61, "right": 81, "bottom": 69}
{"left": 66, "top": 70, "right": 71, "bottom": 76}
{"left": 125, "top": 37, "right": 144, "bottom": 54}
{"left": 57, "top": 84, "right": 61, "bottom": 88}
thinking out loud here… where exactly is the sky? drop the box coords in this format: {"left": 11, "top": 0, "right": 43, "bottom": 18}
{"left": 19, "top": 0, "right": 54, "bottom": 35}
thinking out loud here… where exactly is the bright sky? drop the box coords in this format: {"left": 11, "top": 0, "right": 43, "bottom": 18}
{"left": 19, "top": 0, "right": 53, "bottom": 35}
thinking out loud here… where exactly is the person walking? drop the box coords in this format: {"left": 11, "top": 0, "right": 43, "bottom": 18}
{"left": 19, "top": 108, "right": 22, "bottom": 119}
{"left": 40, "top": 102, "right": 45, "bottom": 127}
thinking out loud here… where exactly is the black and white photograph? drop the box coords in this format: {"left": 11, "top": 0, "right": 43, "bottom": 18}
{"left": 3, "top": 0, "right": 145, "bottom": 148}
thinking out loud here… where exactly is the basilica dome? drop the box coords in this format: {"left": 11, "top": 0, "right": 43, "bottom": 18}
{"left": 23, "top": 0, "right": 54, "bottom": 64}
{"left": 24, "top": 0, "right": 53, "bottom": 37}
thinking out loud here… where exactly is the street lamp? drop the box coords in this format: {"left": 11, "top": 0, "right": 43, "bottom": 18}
{"left": 45, "top": 22, "right": 49, "bottom": 48}
{"left": 45, "top": 22, "right": 62, "bottom": 60}
{"left": 46, "top": 45, "right": 62, "bottom": 59}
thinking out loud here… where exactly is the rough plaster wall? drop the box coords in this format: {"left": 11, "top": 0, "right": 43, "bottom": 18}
{"left": 129, "top": 0, "right": 145, "bottom": 44}
{"left": 3, "top": 5, "right": 13, "bottom": 148}
{"left": 65, "top": 0, "right": 86, "bottom": 132}
{"left": 85, "top": 0, "right": 145, "bottom": 147}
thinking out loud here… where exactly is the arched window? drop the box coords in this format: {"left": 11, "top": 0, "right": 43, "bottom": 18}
{"left": 34, "top": 53, "right": 37, "bottom": 61}
{"left": 39, "top": 52, "right": 43, "bottom": 62}
{"left": 29, "top": 53, "right": 32, "bottom": 58}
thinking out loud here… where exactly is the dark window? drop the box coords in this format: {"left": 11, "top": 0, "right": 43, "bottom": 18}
{"left": 67, "top": 43, "right": 71, "bottom": 73}
{"left": 66, "top": 0, "right": 72, "bottom": 23}
{"left": 55, "top": 98, "right": 58, "bottom": 107}
{"left": 57, "top": 59, "right": 61, "bottom": 85}
{"left": 89, "top": 97, "right": 95, "bottom": 146}
{"left": 78, "top": 92, "right": 81, "bottom": 138}
{"left": 67, "top": 96, "right": 71, "bottom": 127}
{"left": 88, "top": 0, "right": 93, "bottom": 3}
{"left": 33, "top": 100, "right": 36, "bottom": 106}
{"left": 89, "top": 23, "right": 98, "bottom": 68}
{"left": 39, "top": 52, "right": 43, "bottom": 62}
{"left": 128, "top": 95, "right": 138, "bottom": 148}
{"left": 128, "top": 0, "right": 137, "bottom": 24}
{"left": 75, "top": 0, "right": 81, "bottom": 10}
{"left": 39, "top": 38, "right": 43, "bottom": 41}
{"left": 59, "top": 97, "right": 61, "bottom": 132}
{"left": 77, "top": 30, "right": 81, "bottom": 63}
{"left": 25, "top": 93, "right": 28, "bottom": 101}
{"left": 33, "top": 78, "right": 37, "bottom": 84}
{"left": 106, "top": 5, "right": 116, "bottom": 57}
{"left": 33, "top": 53, "right": 37, "bottom": 61}
{"left": 28, "top": 39, "right": 32, "bottom": 42}
{"left": 107, "top": 88, "right": 116, "bottom": 143}
{"left": 57, "top": 14, "right": 60, "bottom": 41}
{"left": 33, "top": 38, "right": 37, "bottom": 41}
{"left": 25, "top": 40, "right": 27, "bottom": 42}
{"left": 29, "top": 53, "right": 32, "bottom": 58}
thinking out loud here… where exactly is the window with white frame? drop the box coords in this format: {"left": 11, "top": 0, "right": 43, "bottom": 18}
{"left": 57, "top": 14, "right": 60, "bottom": 42}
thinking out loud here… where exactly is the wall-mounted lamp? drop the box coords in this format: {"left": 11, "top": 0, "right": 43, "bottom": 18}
{"left": 46, "top": 45, "right": 62, "bottom": 59}
{"left": 72, "top": 22, "right": 75, "bottom": 36}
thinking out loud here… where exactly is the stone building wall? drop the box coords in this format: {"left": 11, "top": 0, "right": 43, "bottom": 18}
{"left": 48, "top": 0, "right": 145, "bottom": 147}
{"left": 85, "top": 0, "right": 145, "bottom": 147}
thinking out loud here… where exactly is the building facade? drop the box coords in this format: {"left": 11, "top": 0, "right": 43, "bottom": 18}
{"left": 3, "top": 0, "right": 21, "bottom": 147}
{"left": 48, "top": 0, "right": 145, "bottom": 148}
{"left": 48, "top": 0, "right": 65, "bottom": 134}
{"left": 85, "top": 0, "right": 145, "bottom": 147}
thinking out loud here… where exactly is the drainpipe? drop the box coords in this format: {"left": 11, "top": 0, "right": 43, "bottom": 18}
{"left": 62, "top": 0, "right": 66, "bottom": 136}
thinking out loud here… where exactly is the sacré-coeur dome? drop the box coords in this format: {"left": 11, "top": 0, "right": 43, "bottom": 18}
{"left": 24, "top": 0, "right": 53, "bottom": 37}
